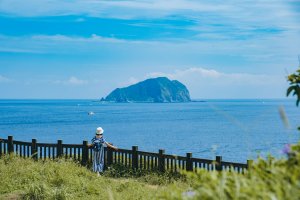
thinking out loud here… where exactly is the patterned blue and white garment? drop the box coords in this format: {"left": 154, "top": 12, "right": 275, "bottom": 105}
{"left": 91, "top": 136, "right": 106, "bottom": 173}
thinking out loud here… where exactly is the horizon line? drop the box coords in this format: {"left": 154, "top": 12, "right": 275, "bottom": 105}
{"left": 0, "top": 98, "right": 294, "bottom": 100}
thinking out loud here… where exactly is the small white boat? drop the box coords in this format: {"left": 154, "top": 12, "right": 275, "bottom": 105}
{"left": 88, "top": 111, "right": 95, "bottom": 115}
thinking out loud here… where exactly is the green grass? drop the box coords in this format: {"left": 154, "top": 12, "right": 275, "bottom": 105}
{"left": 1, "top": 142, "right": 300, "bottom": 199}
{"left": 0, "top": 155, "right": 188, "bottom": 200}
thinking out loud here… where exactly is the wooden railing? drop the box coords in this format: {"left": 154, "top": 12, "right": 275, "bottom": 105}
{"left": 0, "top": 136, "right": 251, "bottom": 173}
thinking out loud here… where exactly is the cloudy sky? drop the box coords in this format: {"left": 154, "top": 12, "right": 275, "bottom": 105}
{"left": 0, "top": 0, "right": 299, "bottom": 99}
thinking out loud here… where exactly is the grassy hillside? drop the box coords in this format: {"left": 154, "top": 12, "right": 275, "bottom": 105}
{"left": 0, "top": 156, "right": 187, "bottom": 200}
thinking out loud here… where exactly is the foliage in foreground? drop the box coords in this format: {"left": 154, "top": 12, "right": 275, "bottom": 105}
{"left": 287, "top": 66, "right": 300, "bottom": 106}
{"left": 1, "top": 143, "right": 300, "bottom": 199}
{"left": 162, "top": 142, "right": 300, "bottom": 200}
{"left": 286, "top": 65, "right": 300, "bottom": 131}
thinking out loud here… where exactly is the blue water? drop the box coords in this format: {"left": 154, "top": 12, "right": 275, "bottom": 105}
{"left": 0, "top": 99, "right": 299, "bottom": 163}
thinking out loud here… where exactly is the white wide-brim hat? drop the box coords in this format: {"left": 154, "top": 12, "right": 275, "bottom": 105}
{"left": 96, "top": 127, "right": 104, "bottom": 135}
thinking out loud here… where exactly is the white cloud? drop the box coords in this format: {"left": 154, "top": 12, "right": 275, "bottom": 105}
{"left": 31, "top": 34, "right": 125, "bottom": 43}
{"left": 0, "top": 0, "right": 298, "bottom": 35}
{"left": 143, "top": 67, "right": 286, "bottom": 98}
{"left": 0, "top": 0, "right": 298, "bottom": 27}
{"left": 0, "top": 75, "right": 12, "bottom": 83}
{"left": 0, "top": 31, "right": 298, "bottom": 74}
{"left": 98, "top": 0, "right": 230, "bottom": 13}
{"left": 0, "top": 0, "right": 230, "bottom": 18}
{"left": 147, "top": 68, "right": 222, "bottom": 79}
{"left": 1, "top": 0, "right": 299, "bottom": 49}
{"left": 1, "top": 31, "right": 297, "bottom": 57}
{"left": 68, "top": 76, "right": 87, "bottom": 85}
{"left": 128, "top": 77, "right": 139, "bottom": 85}
{"left": 0, "top": 47, "right": 42, "bottom": 54}
{"left": 146, "top": 67, "right": 280, "bottom": 85}
{"left": 53, "top": 76, "right": 88, "bottom": 86}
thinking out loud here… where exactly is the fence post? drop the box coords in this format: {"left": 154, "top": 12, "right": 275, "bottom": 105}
{"left": 107, "top": 144, "right": 113, "bottom": 167}
{"left": 216, "top": 156, "right": 222, "bottom": 171}
{"left": 186, "top": 152, "right": 193, "bottom": 171}
{"left": 0, "top": 138, "right": 2, "bottom": 157}
{"left": 57, "top": 140, "right": 63, "bottom": 158}
{"left": 247, "top": 160, "right": 253, "bottom": 172}
{"left": 158, "top": 149, "right": 165, "bottom": 172}
{"left": 132, "top": 146, "right": 138, "bottom": 170}
{"left": 81, "top": 140, "right": 88, "bottom": 166}
{"left": 8, "top": 136, "right": 14, "bottom": 154}
{"left": 31, "top": 139, "right": 37, "bottom": 161}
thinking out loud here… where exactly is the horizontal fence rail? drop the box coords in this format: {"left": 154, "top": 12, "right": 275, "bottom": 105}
{"left": 0, "top": 136, "right": 252, "bottom": 173}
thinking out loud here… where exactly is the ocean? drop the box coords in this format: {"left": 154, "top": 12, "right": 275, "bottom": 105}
{"left": 0, "top": 99, "right": 299, "bottom": 163}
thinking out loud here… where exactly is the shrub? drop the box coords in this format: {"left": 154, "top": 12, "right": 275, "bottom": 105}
{"left": 160, "top": 142, "right": 300, "bottom": 200}
{"left": 103, "top": 163, "right": 186, "bottom": 185}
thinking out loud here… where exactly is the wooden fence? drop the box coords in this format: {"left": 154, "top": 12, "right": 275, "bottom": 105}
{"left": 0, "top": 136, "right": 252, "bottom": 173}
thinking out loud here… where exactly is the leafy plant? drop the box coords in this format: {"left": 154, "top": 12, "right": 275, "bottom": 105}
{"left": 287, "top": 57, "right": 300, "bottom": 106}
{"left": 160, "top": 142, "right": 300, "bottom": 200}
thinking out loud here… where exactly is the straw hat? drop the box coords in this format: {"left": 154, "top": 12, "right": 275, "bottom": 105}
{"left": 96, "top": 127, "right": 104, "bottom": 135}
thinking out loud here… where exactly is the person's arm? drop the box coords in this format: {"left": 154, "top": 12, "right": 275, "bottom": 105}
{"left": 105, "top": 142, "right": 118, "bottom": 150}
{"left": 88, "top": 137, "right": 95, "bottom": 148}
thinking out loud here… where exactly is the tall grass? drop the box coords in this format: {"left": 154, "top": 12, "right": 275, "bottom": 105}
{"left": 161, "top": 142, "right": 300, "bottom": 200}
{"left": 0, "top": 155, "right": 180, "bottom": 199}
{"left": 103, "top": 163, "right": 186, "bottom": 185}
{"left": 1, "top": 142, "right": 300, "bottom": 199}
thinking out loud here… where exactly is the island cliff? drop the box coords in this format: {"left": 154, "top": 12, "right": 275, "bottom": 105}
{"left": 103, "top": 77, "right": 191, "bottom": 103}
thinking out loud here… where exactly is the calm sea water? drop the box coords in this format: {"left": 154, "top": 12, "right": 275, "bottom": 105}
{"left": 0, "top": 99, "right": 299, "bottom": 163}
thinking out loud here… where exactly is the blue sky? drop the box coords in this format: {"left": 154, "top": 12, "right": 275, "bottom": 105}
{"left": 0, "top": 0, "right": 300, "bottom": 99}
